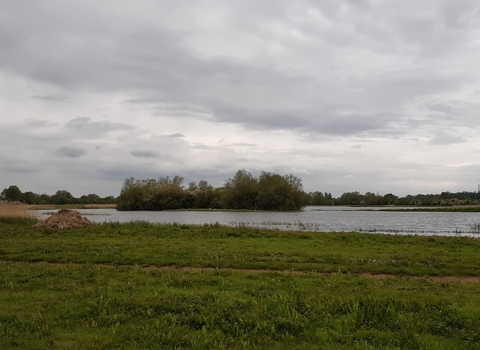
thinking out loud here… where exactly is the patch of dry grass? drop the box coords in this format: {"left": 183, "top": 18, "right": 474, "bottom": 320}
{"left": 0, "top": 201, "right": 35, "bottom": 218}
{"left": 28, "top": 203, "right": 117, "bottom": 210}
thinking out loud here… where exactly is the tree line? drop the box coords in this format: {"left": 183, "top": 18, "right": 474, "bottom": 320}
{"left": 116, "top": 170, "right": 304, "bottom": 211}
{"left": 2, "top": 177, "right": 479, "bottom": 209}
{"left": 303, "top": 191, "right": 480, "bottom": 206}
{"left": 0, "top": 185, "right": 116, "bottom": 205}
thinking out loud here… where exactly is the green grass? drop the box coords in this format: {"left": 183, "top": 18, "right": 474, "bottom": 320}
{"left": 2, "top": 219, "right": 480, "bottom": 276}
{"left": 2, "top": 262, "right": 480, "bottom": 349}
{"left": 2, "top": 218, "right": 480, "bottom": 349}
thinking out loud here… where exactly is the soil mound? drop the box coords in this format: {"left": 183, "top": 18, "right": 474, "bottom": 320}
{"left": 33, "top": 209, "right": 93, "bottom": 229}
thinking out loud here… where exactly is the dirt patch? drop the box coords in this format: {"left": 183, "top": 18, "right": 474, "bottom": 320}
{"left": 33, "top": 208, "right": 93, "bottom": 229}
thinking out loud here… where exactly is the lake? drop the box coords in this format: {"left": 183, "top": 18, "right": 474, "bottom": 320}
{"left": 33, "top": 206, "right": 480, "bottom": 237}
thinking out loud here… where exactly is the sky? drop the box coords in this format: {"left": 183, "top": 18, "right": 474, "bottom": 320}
{"left": 1, "top": 0, "right": 480, "bottom": 198}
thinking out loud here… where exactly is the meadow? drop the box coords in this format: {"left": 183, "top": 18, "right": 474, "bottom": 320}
{"left": 1, "top": 208, "right": 480, "bottom": 349}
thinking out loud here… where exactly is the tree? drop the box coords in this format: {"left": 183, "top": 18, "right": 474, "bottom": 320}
{"left": 79, "top": 193, "right": 102, "bottom": 204}
{"left": 337, "top": 192, "right": 363, "bottom": 205}
{"left": 311, "top": 191, "right": 325, "bottom": 205}
{"left": 363, "top": 192, "right": 380, "bottom": 206}
{"left": 188, "top": 181, "right": 198, "bottom": 191}
{"left": 117, "top": 177, "right": 143, "bottom": 210}
{"left": 256, "top": 172, "right": 287, "bottom": 210}
{"left": 117, "top": 176, "right": 188, "bottom": 211}
{"left": 381, "top": 193, "right": 398, "bottom": 205}
{"left": 1, "top": 185, "right": 23, "bottom": 202}
{"left": 281, "top": 173, "right": 304, "bottom": 210}
{"left": 117, "top": 170, "right": 305, "bottom": 211}
{"left": 23, "top": 191, "right": 41, "bottom": 204}
{"left": 157, "top": 175, "right": 184, "bottom": 187}
{"left": 194, "top": 180, "right": 215, "bottom": 208}
{"left": 220, "top": 169, "right": 259, "bottom": 209}
{"left": 51, "top": 190, "right": 74, "bottom": 205}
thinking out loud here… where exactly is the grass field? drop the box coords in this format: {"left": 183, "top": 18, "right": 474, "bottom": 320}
{"left": 2, "top": 217, "right": 480, "bottom": 349}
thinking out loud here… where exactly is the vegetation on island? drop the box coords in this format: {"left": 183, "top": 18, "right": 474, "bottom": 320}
{"left": 116, "top": 170, "right": 304, "bottom": 211}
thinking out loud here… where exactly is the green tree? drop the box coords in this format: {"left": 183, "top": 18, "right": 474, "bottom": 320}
{"left": 337, "top": 192, "right": 364, "bottom": 205}
{"left": 256, "top": 172, "right": 289, "bottom": 210}
{"left": 23, "top": 191, "right": 41, "bottom": 204}
{"left": 51, "top": 190, "right": 75, "bottom": 205}
{"left": 220, "top": 170, "right": 259, "bottom": 210}
{"left": 363, "top": 192, "right": 380, "bottom": 206}
{"left": 117, "top": 177, "right": 143, "bottom": 210}
{"left": 311, "top": 191, "right": 325, "bottom": 205}
{"left": 1, "top": 185, "right": 23, "bottom": 201}
{"left": 78, "top": 193, "right": 102, "bottom": 204}
{"left": 194, "top": 180, "right": 215, "bottom": 208}
{"left": 381, "top": 193, "right": 398, "bottom": 205}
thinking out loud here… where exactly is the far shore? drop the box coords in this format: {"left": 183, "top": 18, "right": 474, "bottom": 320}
{"left": 26, "top": 203, "right": 480, "bottom": 212}
{"left": 27, "top": 203, "right": 117, "bottom": 210}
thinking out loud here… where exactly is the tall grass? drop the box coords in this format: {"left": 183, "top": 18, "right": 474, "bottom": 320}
{"left": 0, "top": 201, "right": 34, "bottom": 218}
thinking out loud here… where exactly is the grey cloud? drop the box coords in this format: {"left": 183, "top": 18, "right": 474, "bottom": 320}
{"left": 233, "top": 143, "right": 256, "bottom": 147}
{"left": 5, "top": 165, "right": 42, "bottom": 173}
{"left": 124, "top": 97, "right": 166, "bottom": 104}
{"left": 439, "top": 0, "right": 480, "bottom": 29}
{"left": 429, "top": 132, "right": 466, "bottom": 145}
{"left": 210, "top": 102, "right": 403, "bottom": 136}
{"left": 96, "top": 165, "right": 161, "bottom": 182}
{"left": 151, "top": 104, "right": 211, "bottom": 119}
{"left": 313, "top": 114, "right": 394, "bottom": 136}
{"left": 366, "top": 70, "right": 466, "bottom": 109}
{"left": 190, "top": 143, "right": 214, "bottom": 150}
{"left": 1, "top": 0, "right": 480, "bottom": 197}
{"left": 1, "top": 157, "right": 44, "bottom": 173}
{"left": 26, "top": 119, "right": 58, "bottom": 128}
{"left": 209, "top": 103, "right": 311, "bottom": 131}
{"left": 2, "top": 0, "right": 476, "bottom": 139}
{"left": 55, "top": 146, "right": 87, "bottom": 158}
{"left": 131, "top": 150, "right": 160, "bottom": 159}
{"left": 422, "top": 103, "right": 463, "bottom": 116}
{"left": 31, "top": 94, "right": 68, "bottom": 101}
{"left": 65, "top": 116, "right": 134, "bottom": 135}
{"left": 0, "top": 2, "right": 314, "bottom": 105}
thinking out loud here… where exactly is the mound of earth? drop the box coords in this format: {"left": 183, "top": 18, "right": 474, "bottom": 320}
{"left": 33, "top": 209, "right": 93, "bottom": 229}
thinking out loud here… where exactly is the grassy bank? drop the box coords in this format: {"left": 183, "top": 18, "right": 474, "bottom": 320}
{"left": 2, "top": 219, "right": 480, "bottom": 276}
{"left": 2, "top": 218, "right": 480, "bottom": 349}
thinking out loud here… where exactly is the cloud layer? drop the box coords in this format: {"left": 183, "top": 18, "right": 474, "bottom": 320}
{"left": 1, "top": 0, "right": 480, "bottom": 197}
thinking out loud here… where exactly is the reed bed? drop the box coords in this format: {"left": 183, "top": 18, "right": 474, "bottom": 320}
{"left": 0, "top": 201, "right": 35, "bottom": 219}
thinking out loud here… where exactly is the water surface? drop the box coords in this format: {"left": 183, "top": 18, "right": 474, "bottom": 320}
{"left": 34, "top": 206, "right": 480, "bottom": 237}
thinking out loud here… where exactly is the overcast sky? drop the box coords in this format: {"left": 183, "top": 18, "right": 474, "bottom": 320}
{"left": 1, "top": 0, "right": 480, "bottom": 197}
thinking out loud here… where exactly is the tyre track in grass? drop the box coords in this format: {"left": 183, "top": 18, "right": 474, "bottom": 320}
{"left": 2, "top": 259, "right": 480, "bottom": 284}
